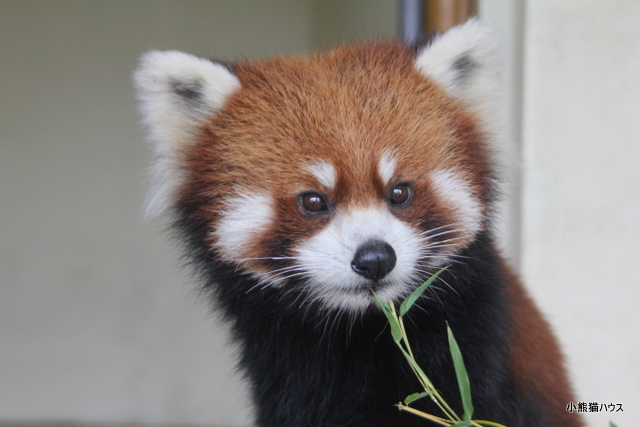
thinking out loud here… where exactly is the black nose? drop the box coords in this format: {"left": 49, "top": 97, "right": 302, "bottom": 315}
{"left": 351, "top": 240, "right": 397, "bottom": 281}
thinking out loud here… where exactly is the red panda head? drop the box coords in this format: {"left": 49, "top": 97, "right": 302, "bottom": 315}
{"left": 134, "top": 19, "right": 502, "bottom": 314}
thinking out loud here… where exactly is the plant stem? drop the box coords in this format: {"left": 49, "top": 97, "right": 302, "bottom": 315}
{"left": 395, "top": 308, "right": 460, "bottom": 422}
{"left": 471, "top": 421, "right": 509, "bottom": 427}
{"left": 396, "top": 404, "right": 452, "bottom": 426}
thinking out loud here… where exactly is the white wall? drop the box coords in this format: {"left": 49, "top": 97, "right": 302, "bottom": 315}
{"left": 477, "top": 0, "right": 525, "bottom": 267}
{"left": 0, "top": 1, "right": 396, "bottom": 426}
{"left": 0, "top": 1, "right": 315, "bottom": 426}
{"left": 520, "top": 2, "right": 640, "bottom": 426}
{"left": 312, "top": 0, "right": 397, "bottom": 49}
{"left": 480, "top": 3, "right": 639, "bottom": 426}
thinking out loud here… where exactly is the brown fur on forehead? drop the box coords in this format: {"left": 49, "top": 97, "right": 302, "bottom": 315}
{"left": 196, "top": 41, "right": 492, "bottom": 205}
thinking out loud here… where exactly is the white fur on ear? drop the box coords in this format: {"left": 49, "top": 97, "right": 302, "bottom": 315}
{"left": 415, "top": 19, "right": 502, "bottom": 135}
{"left": 133, "top": 50, "right": 240, "bottom": 218}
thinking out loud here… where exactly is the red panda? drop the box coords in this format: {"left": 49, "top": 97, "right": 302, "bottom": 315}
{"left": 134, "top": 20, "right": 583, "bottom": 427}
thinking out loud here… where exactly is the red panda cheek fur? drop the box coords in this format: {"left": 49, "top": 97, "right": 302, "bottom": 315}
{"left": 136, "top": 19, "right": 582, "bottom": 427}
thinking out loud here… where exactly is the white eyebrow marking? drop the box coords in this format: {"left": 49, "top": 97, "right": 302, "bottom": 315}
{"left": 305, "top": 160, "right": 337, "bottom": 190}
{"left": 378, "top": 152, "right": 397, "bottom": 185}
{"left": 430, "top": 169, "right": 484, "bottom": 239}
{"left": 213, "top": 191, "right": 274, "bottom": 261}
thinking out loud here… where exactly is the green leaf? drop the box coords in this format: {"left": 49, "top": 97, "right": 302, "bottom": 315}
{"left": 398, "top": 346, "right": 434, "bottom": 390}
{"left": 451, "top": 422, "right": 470, "bottom": 427}
{"left": 447, "top": 325, "right": 474, "bottom": 421}
{"left": 404, "top": 391, "right": 430, "bottom": 405}
{"left": 372, "top": 291, "right": 402, "bottom": 343}
{"left": 388, "top": 312, "right": 403, "bottom": 343}
{"left": 400, "top": 267, "right": 447, "bottom": 316}
{"left": 373, "top": 291, "right": 391, "bottom": 317}
{"left": 610, "top": 422, "right": 619, "bottom": 427}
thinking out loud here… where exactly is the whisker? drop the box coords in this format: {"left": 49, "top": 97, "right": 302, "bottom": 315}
{"left": 418, "top": 223, "right": 465, "bottom": 236}
{"left": 418, "top": 222, "right": 462, "bottom": 235}
{"left": 418, "top": 228, "right": 465, "bottom": 240}
{"left": 268, "top": 271, "right": 309, "bottom": 283}
{"left": 420, "top": 244, "right": 463, "bottom": 252}
{"left": 230, "top": 256, "right": 298, "bottom": 262}
{"left": 326, "top": 229, "right": 352, "bottom": 251}
{"left": 245, "top": 281, "right": 272, "bottom": 294}
{"left": 437, "top": 277, "right": 459, "bottom": 296}
{"left": 422, "top": 236, "right": 466, "bottom": 246}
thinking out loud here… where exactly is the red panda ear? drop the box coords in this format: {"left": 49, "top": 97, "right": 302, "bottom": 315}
{"left": 133, "top": 51, "right": 240, "bottom": 218}
{"left": 415, "top": 18, "right": 502, "bottom": 135}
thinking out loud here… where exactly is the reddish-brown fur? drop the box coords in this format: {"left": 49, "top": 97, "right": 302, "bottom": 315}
{"left": 503, "top": 260, "right": 582, "bottom": 425}
{"left": 184, "top": 42, "right": 493, "bottom": 262}
{"left": 169, "top": 41, "right": 583, "bottom": 426}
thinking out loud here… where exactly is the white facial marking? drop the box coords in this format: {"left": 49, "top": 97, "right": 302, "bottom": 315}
{"left": 293, "top": 205, "right": 424, "bottom": 313}
{"left": 378, "top": 152, "right": 397, "bottom": 185}
{"left": 213, "top": 192, "right": 273, "bottom": 262}
{"left": 305, "top": 160, "right": 337, "bottom": 190}
{"left": 430, "top": 170, "right": 484, "bottom": 241}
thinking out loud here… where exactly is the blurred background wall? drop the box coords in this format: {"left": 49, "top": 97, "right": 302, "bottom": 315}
{"left": 1, "top": 1, "right": 637, "bottom": 426}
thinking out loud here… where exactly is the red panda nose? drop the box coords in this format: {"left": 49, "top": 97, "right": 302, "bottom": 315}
{"left": 351, "top": 241, "right": 397, "bottom": 282}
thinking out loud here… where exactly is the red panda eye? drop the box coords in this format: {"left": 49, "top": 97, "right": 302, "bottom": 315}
{"left": 299, "top": 192, "right": 329, "bottom": 215}
{"left": 389, "top": 183, "right": 411, "bottom": 206}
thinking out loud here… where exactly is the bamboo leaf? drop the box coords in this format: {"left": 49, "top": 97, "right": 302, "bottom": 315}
{"left": 372, "top": 290, "right": 391, "bottom": 313}
{"left": 447, "top": 325, "right": 474, "bottom": 421}
{"left": 388, "top": 312, "right": 403, "bottom": 343}
{"left": 399, "top": 346, "right": 433, "bottom": 390}
{"left": 404, "top": 391, "right": 430, "bottom": 405}
{"left": 400, "top": 267, "right": 447, "bottom": 316}
{"left": 373, "top": 292, "right": 402, "bottom": 343}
